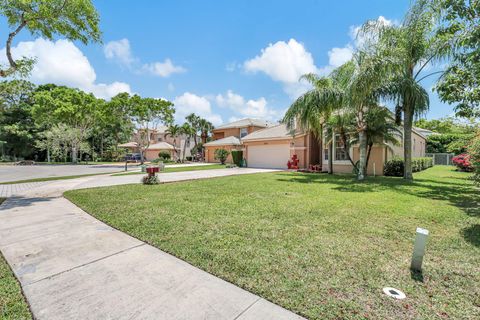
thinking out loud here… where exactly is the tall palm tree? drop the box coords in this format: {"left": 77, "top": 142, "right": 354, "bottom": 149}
{"left": 165, "top": 124, "right": 181, "bottom": 160}
{"left": 185, "top": 113, "right": 201, "bottom": 147}
{"left": 198, "top": 119, "right": 213, "bottom": 144}
{"left": 360, "top": 0, "right": 445, "bottom": 180}
{"left": 180, "top": 123, "right": 195, "bottom": 162}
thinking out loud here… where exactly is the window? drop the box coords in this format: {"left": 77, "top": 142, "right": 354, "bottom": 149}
{"left": 157, "top": 137, "right": 163, "bottom": 142}
{"left": 240, "top": 127, "right": 248, "bottom": 138}
{"left": 324, "top": 148, "right": 329, "bottom": 161}
{"left": 335, "top": 134, "right": 348, "bottom": 161}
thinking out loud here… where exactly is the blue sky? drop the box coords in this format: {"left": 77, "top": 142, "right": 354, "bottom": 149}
{"left": 1, "top": 0, "right": 453, "bottom": 125}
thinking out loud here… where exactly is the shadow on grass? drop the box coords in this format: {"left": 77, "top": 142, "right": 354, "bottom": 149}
{"left": 462, "top": 224, "right": 480, "bottom": 247}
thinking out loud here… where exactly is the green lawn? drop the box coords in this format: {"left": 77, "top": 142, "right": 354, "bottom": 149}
{"left": 0, "top": 198, "right": 32, "bottom": 320}
{"left": 64, "top": 166, "right": 479, "bottom": 319}
{"left": 112, "top": 164, "right": 226, "bottom": 176}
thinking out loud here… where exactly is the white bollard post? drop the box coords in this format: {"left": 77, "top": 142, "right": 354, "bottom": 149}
{"left": 411, "top": 227, "right": 429, "bottom": 271}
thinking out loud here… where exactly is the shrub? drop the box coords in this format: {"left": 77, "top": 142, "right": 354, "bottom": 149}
{"left": 384, "top": 157, "right": 433, "bottom": 176}
{"left": 158, "top": 151, "right": 171, "bottom": 160}
{"left": 214, "top": 148, "right": 230, "bottom": 164}
{"left": 186, "top": 156, "right": 192, "bottom": 161}
{"left": 452, "top": 154, "right": 474, "bottom": 172}
{"left": 231, "top": 150, "right": 243, "bottom": 166}
{"left": 142, "top": 174, "right": 159, "bottom": 185}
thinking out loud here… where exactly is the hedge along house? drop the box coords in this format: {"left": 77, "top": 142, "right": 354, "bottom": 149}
{"left": 241, "top": 123, "right": 427, "bottom": 175}
{"left": 204, "top": 118, "right": 272, "bottom": 164}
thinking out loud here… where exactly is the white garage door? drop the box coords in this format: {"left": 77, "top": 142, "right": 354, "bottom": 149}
{"left": 247, "top": 144, "right": 290, "bottom": 169}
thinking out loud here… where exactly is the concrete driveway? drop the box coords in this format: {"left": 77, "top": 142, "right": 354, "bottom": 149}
{"left": 0, "top": 168, "right": 303, "bottom": 320}
{"left": 0, "top": 164, "right": 132, "bottom": 183}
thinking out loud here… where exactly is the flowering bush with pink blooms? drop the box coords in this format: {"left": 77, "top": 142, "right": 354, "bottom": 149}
{"left": 452, "top": 154, "right": 474, "bottom": 172}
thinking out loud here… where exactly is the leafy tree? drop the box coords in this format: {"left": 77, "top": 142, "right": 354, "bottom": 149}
{"left": 0, "top": 0, "right": 101, "bottom": 77}
{"left": 110, "top": 93, "right": 174, "bottom": 164}
{"left": 0, "top": 80, "right": 36, "bottom": 160}
{"left": 32, "top": 85, "right": 101, "bottom": 162}
{"left": 434, "top": 0, "right": 480, "bottom": 118}
{"left": 361, "top": 0, "right": 445, "bottom": 180}
{"left": 414, "top": 117, "right": 477, "bottom": 134}
{"left": 426, "top": 133, "right": 474, "bottom": 154}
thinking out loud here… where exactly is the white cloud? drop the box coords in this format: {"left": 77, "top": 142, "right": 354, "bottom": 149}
{"left": 143, "top": 59, "right": 186, "bottom": 77}
{"left": 243, "top": 39, "right": 319, "bottom": 99}
{"left": 173, "top": 92, "right": 223, "bottom": 125}
{"left": 244, "top": 39, "right": 317, "bottom": 84}
{"left": 104, "top": 38, "right": 186, "bottom": 78}
{"left": 215, "top": 90, "right": 280, "bottom": 120}
{"left": 104, "top": 38, "right": 135, "bottom": 67}
{"left": 1, "top": 38, "right": 131, "bottom": 99}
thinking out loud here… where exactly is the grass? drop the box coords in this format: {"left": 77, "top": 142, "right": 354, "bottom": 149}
{"left": 112, "top": 164, "right": 226, "bottom": 176}
{"left": 65, "top": 166, "right": 479, "bottom": 319}
{"left": 0, "top": 198, "right": 32, "bottom": 320}
{"left": 0, "top": 172, "right": 119, "bottom": 185}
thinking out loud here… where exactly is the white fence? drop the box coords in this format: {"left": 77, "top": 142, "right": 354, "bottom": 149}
{"left": 426, "top": 153, "right": 455, "bottom": 165}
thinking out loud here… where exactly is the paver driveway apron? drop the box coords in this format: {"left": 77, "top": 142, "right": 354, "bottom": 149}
{"left": 0, "top": 168, "right": 305, "bottom": 319}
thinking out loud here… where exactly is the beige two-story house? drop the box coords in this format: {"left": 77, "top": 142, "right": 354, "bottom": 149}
{"left": 204, "top": 118, "right": 272, "bottom": 163}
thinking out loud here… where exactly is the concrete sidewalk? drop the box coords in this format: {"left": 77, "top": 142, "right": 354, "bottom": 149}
{"left": 0, "top": 168, "right": 304, "bottom": 319}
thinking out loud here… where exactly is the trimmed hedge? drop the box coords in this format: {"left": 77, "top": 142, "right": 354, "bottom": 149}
{"left": 231, "top": 150, "right": 243, "bottom": 167}
{"left": 384, "top": 157, "right": 433, "bottom": 176}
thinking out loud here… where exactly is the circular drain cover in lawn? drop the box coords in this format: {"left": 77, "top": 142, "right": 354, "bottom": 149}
{"left": 383, "top": 287, "right": 406, "bottom": 299}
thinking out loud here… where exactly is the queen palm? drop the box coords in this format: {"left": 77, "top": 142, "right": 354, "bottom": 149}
{"left": 180, "top": 123, "right": 195, "bottom": 162}
{"left": 165, "top": 124, "right": 181, "bottom": 160}
{"left": 361, "top": 0, "right": 445, "bottom": 180}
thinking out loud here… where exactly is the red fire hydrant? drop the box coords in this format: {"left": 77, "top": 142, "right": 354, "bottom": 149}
{"left": 287, "top": 154, "right": 299, "bottom": 170}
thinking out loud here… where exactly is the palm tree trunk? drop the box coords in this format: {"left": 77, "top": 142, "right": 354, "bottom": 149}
{"left": 403, "top": 105, "right": 414, "bottom": 180}
{"left": 357, "top": 130, "right": 367, "bottom": 180}
{"left": 365, "top": 143, "right": 373, "bottom": 171}
{"left": 328, "top": 133, "right": 333, "bottom": 174}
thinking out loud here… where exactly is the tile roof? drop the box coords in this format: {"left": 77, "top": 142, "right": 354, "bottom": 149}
{"left": 146, "top": 142, "right": 176, "bottom": 150}
{"left": 204, "top": 136, "right": 242, "bottom": 146}
{"left": 241, "top": 124, "right": 293, "bottom": 141}
{"left": 214, "top": 118, "right": 273, "bottom": 130}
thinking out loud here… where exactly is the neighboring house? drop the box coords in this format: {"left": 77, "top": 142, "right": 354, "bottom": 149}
{"left": 413, "top": 127, "right": 438, "bottom": 138}
{"left": 205, "top": 118, "right": 428, "bottom": 175}
{"left": 119, "top": 126, "right": 197, "bottom": 161}
{"left": 204, "top": 118, "right": 273, "bottom": 163}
